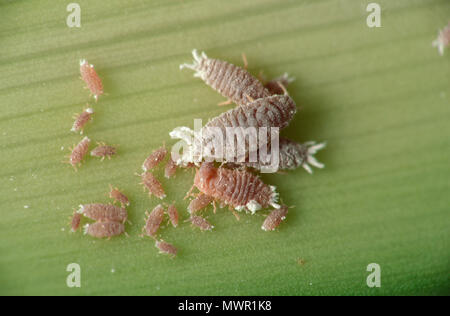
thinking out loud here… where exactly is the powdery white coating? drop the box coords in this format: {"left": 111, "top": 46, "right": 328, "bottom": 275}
{"left": 109, "top": 186, "right": 130, "bottom": 207}
{"left": 144, "top": 204, "right": 165, "bottom": 237}
{"left": 264, "top": 73, "right": 295, "bottom": 95}
{"left": 180, "top": 49, "right": 272, "bottom": 107}
{"left": 166, "top": 203, "right": 179, "bottom": 227}
{"left": 90, "top": 143, "right": 116, "bottom": 160}
{"left": 71, "top": 108, "right": 94, "bottom": 134}
{"left": 432, "top": 22, "right": 450, "bottom": 56}
{"left": 231, "top": 138, "right": 326, "bottom": 174}
{"left": 194, "top": 163, "right": 279, "bottom": 213}
{"left": 189, "top": 216, "right": 214, "bottom": 231}
{"left": 77, "top": 203, "right": 128, "bottom": 223}
{"left": 70, "top": 136, "right": 90, "bottom": 168}
{"left": 261, "top": 205, "right": 289, "bottom": 231}
{"left": 83, "top": 221, "right": 125, "bottom": 238}
{"left": 164, "top": 156, "right": 177, "bottom": 178}
{"left": 80, "top": 59, "right": 104, "bottom": 101}
{"left": 142, "top": 145, "right": 168, "bottom": 172}
{"left": 139, "top": 172, "right": 166, "bottom": 199}
{"left": 188, "top": 193, "right": 214, "bottom": 214}
{"left": 71, "top": 212, "right": 82, "bottom": 232}
{"left": 155, "top": 240, "right": 177, "bottom": 257}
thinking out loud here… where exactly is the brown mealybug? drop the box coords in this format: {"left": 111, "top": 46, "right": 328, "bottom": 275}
{"left": 166, "top": 203, "right": 179, "bottom": 228}
{"left": 67, "top": 136, "right": 90, "bottom": 170}
{"left": 80, "top": 59, "right": 104, "bottom": 102}
{"left": 139, "top": 172, "right": 166, "bottom": 199}
{"left": 261, "top": 205, "right": 289, "bottom": 231}
{"left": 188, "top": 216, "right": 214, "bottom": 231}
{"left": 155, "top": 240, "right": 177, "bottom": 258}
{"left": 180, "top": 49, "right": 272, "bottom": 107}
{"left": 432, "top": 22, "right": 450, "bottom": 56}
{"left": 194, "top": 162, "right": 279, "bottom": 214}
{"left": 164, "top": 156, "right": 177, "bottom": 178}
{"left": 83, "top": 221, "right": 125, "bottom": 239}
{"left": 187, "top": 193, "right": 214, "bottom": 214}
{"left": 71, "top": 211, "right": 82, "bottom": 232}
{"left": 142, "top": 144, "right": 167, "bottom": 172}
{"left": 143, "top": 204, "right": 165, "bottom": 238}
{"left": 77, "top": 203, "right": 128, "bottom": 223}
{"left": 71, "top": 107, "right": 94, "bottom": 134}
{"left": 90, "top": 142, "right": 116, "bottom": 160}
{"left": 109, "top": 185, "right": 130, "bottom": 207}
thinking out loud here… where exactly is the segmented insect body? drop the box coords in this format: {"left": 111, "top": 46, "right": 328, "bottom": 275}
{"left": 188, "top": 193, "right": 214, "bottom": 214}
{"left": 109, "top": 185, "right": 130, "bottom": 207}
{"left": 77, "top": 203, "right": 128, "bottom": 223}
{"left": 231, "top": 138, "right": 326, "bottom": 174}
{"left": 140, "top": 172, "right": 166, "bottom": 199}
{"left": 142, "top": 145, "right": 167, "bottom": 172}
{"left": 432, "top": 22, "right": 450, "bottom": 56}
{"left": 264, "top": 73, "right": 295, "bottom": 96}
{"left": 80, "top": 59, "right": 104, "bottom": 101}
{"left": 194, "top": 163, "right": 279, "bottom": 213}
{"left": 166, "top": 203, "right": 179, "bottom": 227}
{"left": 155, "top": 240, "right": 177, "bottom": 257}
{"left": 71, "top": 107, "right": 94, "bottom": 134}
{"left": 71, "top": 212, "right": 82, "bottom": 232}
{"left": 143, "top": 204, "right": 165, "bottom": 237}
{"left": 90, "top": 143, "right": 116, "bottom": 160}
{"left": 261, "top": 205, "right": 289, "bottom": 231}
{"left": 164, "top": 156, "right": 177, "bottom": 178}
{"left": 180, "top": 50, "right": 271, "bottom": 106}
{"left": 83, "top": 221, "right": 125, "bottom": 238}
{"left": 69, "top": 136, "right": 90, "bottom": 169}
{"left": 189, "top": 216, "right": 214, "bottom": 231}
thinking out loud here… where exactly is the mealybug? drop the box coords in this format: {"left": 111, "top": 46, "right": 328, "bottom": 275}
{"left": 432, "top": 22, "right": 450, "bottom": 56}
{"left": 142, "top": 144, "right": 167, "bottom": 172}
{"left": 194, "top": 163, "right": 279, "bottom": 214}
{"left": 77, "top": 203, "right": 128, "bottom": 223}
{"left": 139, "top": 172, "right": 166, "bottom": 199}
{"left": 109, "top": 185, "right": 130, "bottom": 207}
{"left": 71, "top": 107, "right": 94, "bottom": 134}
{"left": 261, "top": 205, "right": 289, "bottom": 231}
{"left": 71, "top": 211, "right": 82, "bottom": 232}
{"left": 83, "top": 221, "right": 125, "bottom": 239}
{"left": 188, "top": 216, "right": 214, "bottom": 231}
{"left": 187, "top": 193, "right": 214, "bottom": 214}
{"left": 80, "top": 59, "right": 104, "bottom": 102}
{"left": 67, "top": 136, "right": 90, "bottom": 170}
{"left": 166, "top": 203, "right": 179, "bottom": 228}
{"left": 180, "top": 50, "right": 271, "bottom": 107}
{"left": 164, "top": 156, "right": 177, "bottom": 178}
{"left": 155, "top": 240, "right": 177, "bottom": 257}
{"left": 90, "top": 142, "right": 116, "bottom": 160}
{"left": 143, "top": 204, "right": 165, "bottom": 238}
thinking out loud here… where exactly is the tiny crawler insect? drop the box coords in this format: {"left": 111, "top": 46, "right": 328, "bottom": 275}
{"left": 164, "top": 156, "right": 177, "bottom": 178}
{"left": 109, "top": 185, "right": 130, "bottom": 207}
{"left": 143, "top": 204, "right": 165, "bottom": 238}
{"left": 188, "top": 216, "right": 214, "bottom": 231}
{"left": 180, "top": 49, "right": 272, "bottom": 107}
{"left": 432, "top": 22, "right": 450, "bottom": 56}
{"left": 77, "top": 203, "right": 128, "bottom": 223}
{"left": 138, "top": 172, "right": 166, "bottom": 199}
{"left": 70, "top": 211, "right": 82, "bottom": 232}
{"left": 83, "top": 221, "right": 125, "bottom": 239}
{"left": 80, "top": 59, "right": 104, "bottom": 102}
{"left": 66, "top": 136, "right": 90, "bottom": 170}
{"left": 142, "top": 144, "right": 167, "bottom": 172}
{"left": 261, "top": 205, "right": 289, "bottom": 231}
{"left": 187, "top": 193, "right": 214, "bottom": 214}
{"left": 230, "top": 137, "right": 326, "bottom": 174}
{"left": 155, "top": 240, "right": 177, "bottom": 257}
{"left": 90, "top": 142, "right": 117, "bottom": 161}
{"left": 166, "top": 203, "right": 179, "bottom": 228}
{"left": 194, "top": 163, "right": 279, "bottom": 214}
{"left": 71, "top": 107, "right": 94, "bottom": 134}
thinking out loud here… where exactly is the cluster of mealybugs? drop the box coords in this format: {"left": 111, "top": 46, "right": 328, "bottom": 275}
{"left": 70, "top": 186, "right": 130, "bottom": 239}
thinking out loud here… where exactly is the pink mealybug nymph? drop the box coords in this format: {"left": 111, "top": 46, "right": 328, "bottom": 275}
{"left": 71, "top": 107, "right": 94, "bottom": 134}
{"left": 80, "top": 59, "right": 104, "bottom": 102}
